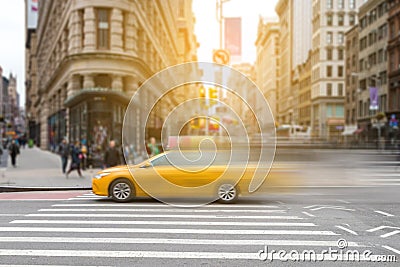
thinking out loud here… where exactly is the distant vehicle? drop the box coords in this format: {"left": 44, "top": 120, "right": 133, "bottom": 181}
{"left": 276, "top": 125, "right": 311, "bottom": 142}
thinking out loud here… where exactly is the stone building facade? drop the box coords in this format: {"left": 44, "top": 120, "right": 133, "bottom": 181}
{"left": 310, "top": 0, "right": 363, "bottom": 140}
{"left": 255, "top": 18, "right": 279, "bottom": 121}
{"left": 357, "top": 0, "right": 389, "bottom": 141}
{"left": 344, "top": 25, "right": 359, "bottom": 129}
{"left": 388, "top": 0, "right": 400, "bottom": 117}
{"left": 27, "top": 0, "right": 198, "bottom": 163}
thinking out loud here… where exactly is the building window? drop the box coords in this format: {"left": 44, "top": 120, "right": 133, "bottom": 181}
{"left": 327, "top": 32, "right": 333, "bottom": 44}
{"left": 349, "top": 15, "right": 355, "bottom": 26}
{"left": 350, "top": 0, "right": 355, "bottom": 9}
{"left": 390, "top": 21, "right": 395, "bottom": 39}
{"left": 327, "top": 15, "right": 333, "bottom": 26}
{"left": 338, "top": 83, "right": 344, "bottom": 96}
{"left": 338, "top": 66, "right": 343, "bottom": 77}
{"left": 338, "top": 0, "right": 344, "bottom": 9}
{"left": 327, "top": 0, "right": 332, "bottom": 9}
{"left": 336, "top": 105, "right": 344, "bottom": 116}
{"left": 338, "top": 32, "right": 344, "bottom": 44}
{"left": 338, "top": 15, "right": 344, "bottom": 26}
{"left": 327, "top": 83, "right": 332, "bottom": 96}
{"left": 378, "top": 49, "right": 384, "bottom": 63}
{"left": 178, "top": 0, "right": 185, "bottom": 18}
{"left": 96, "top": 8, "right": 110, "bottom": 49}
{"left": 327, "top": 66, "right": 332, "bottom": 77}
{"left": 327, "top": 48, "right": 333, "bottom": 60}
{"left": 338, "top": 48, "right": 344, "bottom": 60}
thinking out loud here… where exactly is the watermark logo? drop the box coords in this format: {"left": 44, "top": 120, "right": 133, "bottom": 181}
{"left": 122, "top": 62, "right": 276, "bottom": 207}
{"left": 257, "top": 239, "right": 397, "bottom": 263}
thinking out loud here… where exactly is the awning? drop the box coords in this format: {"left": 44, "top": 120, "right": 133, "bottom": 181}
{"left": 354, "top": 128, "right": 364, "bottom": 134}
{"left": 341, "top": 125, "right": 357, "bottom": 136}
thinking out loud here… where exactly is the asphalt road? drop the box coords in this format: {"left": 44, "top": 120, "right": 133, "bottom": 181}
{"left": 0, "top": 149, "right": 399, "bottom": 266}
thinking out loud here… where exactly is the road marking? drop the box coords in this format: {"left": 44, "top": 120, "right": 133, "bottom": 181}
{"left": 26, "top": 213, "right": 303, "bottom": 219}
{"left": 309, "top": 206, "right": 355, "bottom": 212}
{"left": 367, "top": 226, "right": 400, "bottom": 232}
{"left": 53, "top": 203, "right": 280, "bottom": 209}
{"left": 337, "top": 200, "right": 351, "bottom": 204}
{"left": 302, "top": 211, "right": 315, "bottom": 217}
{"left": 0, "top": 237, "right": 364, "bottom": 247}
{"left": 304, "top": 205, "right": 319, "bottom": 209}
{"left": 381, "top": 230, "right": 400, "bottom": 238}
{"left": 0, "top": 199, "right": 67, "bottom": 202}
{"left": 0, "top": 250, "right": 387, "bottom": 260}
{"left": 11, "top": 220, "right": 315, "bottom": 227}
{"left": 38, "top": 208, "right": 286, "bottom": 213}
{"left": 374, "top": 210, "right": 395, "bottom": 217}
{"left": 382, "top": 245, "right": 400, "bottom": 255}
{"left": 0, "top": 266, "right": 101, "bottom": 267}
{"left": 0, "top": 227, "right": 338, "bottom": 235}
{"left": 361, "top": 174, "right": 400, "bottom": 177}
{"left": 335, "top": 225, "right": 358, "bottom": 235}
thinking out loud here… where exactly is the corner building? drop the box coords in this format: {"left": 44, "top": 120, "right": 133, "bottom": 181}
{"left": 33, "top": 0, "right": 197, "bottom": 158}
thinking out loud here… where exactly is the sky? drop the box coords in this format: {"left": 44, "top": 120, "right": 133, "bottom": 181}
{"left": 193, "top": 0, "right": 279, "bottom": 63}
{"left": 0, "top": 0, "right": 25, "bottom": 107}
{"left": 0, "top": 0, "right": 279, "bottom": 107}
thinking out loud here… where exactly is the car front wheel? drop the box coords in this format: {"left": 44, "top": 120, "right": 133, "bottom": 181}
{"left": 217, "top": 183, "right": 238, "bottom": 204}
{"left": 110, "top": 179, "right": 135, "bottom": 202}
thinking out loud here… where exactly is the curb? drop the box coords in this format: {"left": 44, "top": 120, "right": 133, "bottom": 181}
{"left": 0, "top": 186, "right": 92, "bottom": 193}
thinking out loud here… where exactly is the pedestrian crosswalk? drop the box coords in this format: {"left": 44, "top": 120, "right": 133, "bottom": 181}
{"left": 67, "top": 192, "right": 106, "bottom": 200}
{"left": 0, "top": 197, "right": 371, "bottom": 265}
{"left": 353, "top": 163, "right": 400, "bottom": 186}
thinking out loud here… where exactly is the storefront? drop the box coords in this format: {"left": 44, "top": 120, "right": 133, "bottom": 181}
{"left": 65, "top": 89, "right": 130, "bottom": 167}
{"left": 48, "top": 110, "right": 67, "bottom": 151}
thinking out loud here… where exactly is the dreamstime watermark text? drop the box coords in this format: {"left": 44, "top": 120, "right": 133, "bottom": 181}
{"left": 257, "top": 239, "right": 397, "bottom": 263}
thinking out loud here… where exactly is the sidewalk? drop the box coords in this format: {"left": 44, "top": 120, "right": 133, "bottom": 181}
{"left": 0, "top": 146, "right": 100, "bottom": 189}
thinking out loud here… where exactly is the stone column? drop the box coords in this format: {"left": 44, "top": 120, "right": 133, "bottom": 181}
{"left": 111, "top": 8, "right": 123, "bottom": 52}
{"left": 40, "top": 99, "right": 49, "bottom": 150}
{"left": 83, "top": 7, "right": 96, "bottom": 52}
{"left": 68, "top": 10, "right": 80, "bottom": 54}
{"left": 125, "top": 13, "right": 137, "bottom": 55}
{"left": 112, "top": 74, "right": 123, "bottom": 91}
{"left": 83, "top": 74, "right": 95, "bottom": 88}
{"left": 125, "top": 75, "right": 138, "bottom": 94}
{"left": 67, "top": 74, "right": 81, "bottom": 98}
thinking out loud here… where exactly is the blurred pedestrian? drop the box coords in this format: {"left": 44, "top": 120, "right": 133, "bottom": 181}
{"left": 80, "top": 140, "right": 88, "bottom": 170}
{"left": 66, "top": 141, "right": 83, "bottom": 178}
{"left": 147, "top": 137, "right": 160, "bottom": 157}
{"left": 58, "top": 139, "right": 70, "bottom": 174}
{"left": 8, "top": 140, "right": 20, "bottom": 167}
{"left": 104, "top": 140, "right": 121, "bottom": 168}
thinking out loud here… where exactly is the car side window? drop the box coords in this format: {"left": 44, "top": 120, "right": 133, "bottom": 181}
{"left": 150, "top": 155, "right": 171, "bottom": 167}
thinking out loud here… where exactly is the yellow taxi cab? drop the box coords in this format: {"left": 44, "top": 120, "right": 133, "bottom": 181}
{"left": 92, "top": 150, "right": 297, "bottom": 203}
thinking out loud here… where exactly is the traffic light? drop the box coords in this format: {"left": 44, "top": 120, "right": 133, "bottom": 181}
{"left": 199, "top": 86, "right": 206, "bottom": 98}
{"left": 209, "top": 87, "right": 218, "bottom": 99}
{"left": 209, "top": 87, "right": 218, "bottom": 105}
{"left": 190, "top": 117, "right": 199, "bottom": 129}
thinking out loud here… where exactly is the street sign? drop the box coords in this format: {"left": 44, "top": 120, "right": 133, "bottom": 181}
{"left": 212, "top": 49, "right": 230, "bottom": 65}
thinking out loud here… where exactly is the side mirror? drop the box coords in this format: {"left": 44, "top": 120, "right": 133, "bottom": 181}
{"left": 140, "top": 162, "right": 152, "bottom": 168}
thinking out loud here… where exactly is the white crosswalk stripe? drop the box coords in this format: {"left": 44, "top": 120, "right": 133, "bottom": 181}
{"left": 0, "top": 196, "right": 368, "bottom": 265}
{"left": 350, "top": 164, "right": 400, "bottom": 186}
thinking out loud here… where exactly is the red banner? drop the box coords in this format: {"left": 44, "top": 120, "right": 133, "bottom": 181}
{"left": 224, "top": 17, "right": 242, "bottom": 57}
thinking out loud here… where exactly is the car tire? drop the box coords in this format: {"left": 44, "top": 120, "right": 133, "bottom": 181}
{"left": 217, "top": 183, "right": 238, "bottom": 204}
{"left": 109, "top": 178, "right": 135, "bottom": 202}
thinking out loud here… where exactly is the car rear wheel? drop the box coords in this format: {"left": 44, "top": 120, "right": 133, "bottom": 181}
{"left": 217, "top": 183, "right": 238, "bottom": 204}
{"left": 110, "top": 179, "right": 135, "bottom": 202}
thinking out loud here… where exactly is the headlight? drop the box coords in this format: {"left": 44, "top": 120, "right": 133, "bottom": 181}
{"left": 94, "top": 172, "right": 111, "bottom": 179}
